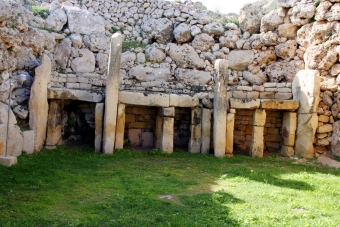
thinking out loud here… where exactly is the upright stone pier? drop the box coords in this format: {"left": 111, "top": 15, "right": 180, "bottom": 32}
{"left": 225, "top": 110, "right": 235, "bottom": 156}
{"left": 46, "top": 100, "right": 64, "bottom": 148}
{"left": 103, "top": 33, "right": 122, "bottom": 154}
{"left": 115, "top": 103, "right": 126, "bottom": 150}
{"left": 213, "top": 59, "right": 229, "bottom": 157}
{"left": 95, "top": 103, "right": 104, "bottom": 152}
{"left": 250, "top": 109, "right": 266, "bottom": 157}
{"left": 160, "top": 107, "right": 175, "bottom": 153}
{"left": 201, "top": 108, "right": 211, "bottom": 154}
{"left": 189, "top": 108, "right": 202, "bottom": 154}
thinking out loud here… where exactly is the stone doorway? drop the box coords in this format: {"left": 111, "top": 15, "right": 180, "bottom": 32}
{"left": 174, "top": 108, "right": 191, "bottom": 151}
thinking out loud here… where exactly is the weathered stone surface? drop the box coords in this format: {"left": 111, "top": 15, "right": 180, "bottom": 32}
{"left": 15, "top": 47, "right": 39, "bottom": 71}
{"left": 230, "top": 99, "right": 260, "bottom": 109}
{"left": 161, "top": 117, "right": 174, "bottom": 153}
{"left": 95, "top": 103, "right": 104, "bottom": 152}
{"left": 70, "top": 34, "right": 82, "bottom": 49}
{"left": 29, "top": 54, "right": 51, "bottom": 152}
{"left": 203, "top": 22, "right": 225, "bottom": 36}
{"left": 54, "top": 38, "right": 72, "bottom": 70}
{"left": 22, "top": 27, "right": 56, "bottom": 53}
{"left": 282, "top": 112, "right": 297, "bottom": 146}
{"left": 71, "top": 49, "right": 95, "bottom": 73}
{"left": 256, "top": 50, "right": 277, "bottom": 65}
{"left": 0, "top": 44, "right": 17, "bottom": 71}
{"left": 145, "top": 46, "right": 166, "bottom": 63}
{"left": 250, "top": 126, "right": 264, "bottom": 158}
{"left": 326, "top": 3, "right": 340, "bottom": 21}
{"left": 142, "top": 132, "right": 154, "bottom": 148}
{"left": 304, "top": 44, "right": 340, "bottom": 70}
{"left": 0, "top": 102, "right": 17, "bottom": 125}
{"left": 45, "top": 8, "right": 67, "bottom": 32}
{"left": 292, "top": 70, "right": 320, "bottom": 114}
{"left": 291, "top": 3, "right": 316, "bottom": 26}
{"left": 119, "top": 91, "right": 170, "bottom": 107}
{"left": 141, "top": 18, "right": 174, "bottom": 44}
{"left": 192, "top": 33, "right": 215, "bottom": 52}
{"left": 219, "top": 30, "right": 241, "bottom": 49}
{"left": 48, "top": 88, "right": 103, "bottom": 102}
{"left": 253, "top": 109, "right": 266, "bottom": 127}
{"left": 0, "top": 156, "right": 17, "bottom": 167}
{"left": 22, "top": 130, "right": 34, "bottom": 154}
{"left": 201, "top": 108, "right": 211, "bottom": 155}
{"left": 155, "top": 114, "right": 162, "bottom": 149}
{"left": 275, "top": 40, "right": 297, "bottom": 60}
{"left": 331, "top": 121, "right": 340, "bottom": 156}
{"left": 295, "top": 113, "right": 318, "bottom": 158}
{"left": 297, "top": 22, "right": 336, "bottom": 48}
{"left": 161, "top": 107, "right": 175, "bottom": 117}
{"left": 228, "top": 50, "right": 254, "bottom": 71}
{"left": 189, "top": 108, "right": 202, "bottom": 154}
{"left": 260, "top": 100, "right": 299, "bottom": 110}
{"left": 0, "top": 124, "right": 23, "bottom": 157}
{"left": 46, "top": 100, "right": 63, "bottom": 147}
{"left": 266, "top": 60, "right": 305, "bottom": 82}
{"left": 0, "top": 1, "right": 11, "bottom": 22}
{"left": 281, "top": 145, "right": 294, "bottom": 157}
{"left": 169, "top": 94, "right": 199, "bottom": 107}
{"left": 65, "top": 6, "right": 105, "bottom": 35}
{"left": 317, "top": 124, "right": 333, "bottom": 133}
{"left": 278, "top": 0, "right": 298, "bottom": 7}
{"left": 83, "top": 34, "right": 110, "bottom": 52}
{"left": 166, "top": 43, "right": 206, "bottom": 69}
{"left": 174, "top": 68, "right": 211, "bottom": 85}
{"left": 243, "top": 70, "right": 267, "bottom": 85}
{"left": 278, "top": 24, "right": 298, "bottom": 38}
{"left": 260, "top": 10, "right": 284, "bottom": 32}
{"left": 120, "top": 51, "right": 136, "bottom": 69}
{"left": 129, "top": 66, "right": 171, "bottom": 82}
{"left": 315, "top": 1, "right": 333, "bottom": 21}
{"left": 226, "top": 113, "right": 235, "bottom": 156}
{"left": 174, "top": 23, "right": 192, "bottom": 43}
{"left": 128, "top": 129, "right": 141, "bottom": 146}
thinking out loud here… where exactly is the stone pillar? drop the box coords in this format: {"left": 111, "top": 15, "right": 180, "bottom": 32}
{"left": 155, "top": 112, "right": 163, "bottom": 149}
{"left": 46, "top": 100, "right": 64, "bottom": 148}
{"left": 213, "top": 59, "right": 229, "bottom": 157}
{"left": 189, "top": 108, "right": 202, "bottom": 154}
{"left": 250, "top": 109, "right": 266, "bottom": 157}
{"left": 292, "top": 70, "right": 320, "bottom": 158}
{"left": 201, "top": 108, "right": 211, "bottom": 154}
{"left": 29, "top": 54, "right": 51, "bottom": 152}
{"left": 103, "top": 33, "right": 122, "bottom": 154}
{"left": 23, "top": 130, "right": 35, "bottom": 154}
{"left": 281, "top": 112, "right": 297, "bottom": 157}
{"left": 95, "top": 103, "right": 104, "bottom": 152}
{"left": 225, "top": 110, "right": 235, "bottom": 156}
{"left": 160, "top": 107, "right": 174, "bottom": 153}
{"left": 115, "top": 103, "right": 125, "bottom": 150}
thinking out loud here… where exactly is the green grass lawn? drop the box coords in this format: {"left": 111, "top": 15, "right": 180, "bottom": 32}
{"left": 0, "top": 145, "right": 339, "bottom": 227}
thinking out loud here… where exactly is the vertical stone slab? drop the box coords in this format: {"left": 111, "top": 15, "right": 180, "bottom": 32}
{"left": 95, "top": 103, "right": 104, "bottom": 152}
{"left": 23, "top": 130, "right": 35, "bottom": 154}
{"left": 103, "top": 33, "right": 122, "bottom": 154}
{"left": 189, "top": 108, "right": 202, "bottom": 154}
{"left": 160, "top": 117, "right": 174, "bottom": 153}
{"left": 225, "top": 112, "right": 235, "bottom": 156}
{"left": 213, "top": 59, "right": 229, "bottom": 157}
{"left": 29, "top": 54, "right": 51, "bottom": 152}
{"left": 115, "top": 103, "right": 125, "bottom": 150}
{"left": 46, "top": 100, "right": 64, "bottom": 147}
{"left": 295, "top": 113, "right": 318, "bottom": 158}
{"left": 282, "top": 112, "right": 297, "bottom": 146}
{"left": 155, "top": 112, "right": 163, "bottom": 149}
{"left": 250, "top": 109, "right": 266, "bottom": 158}
{"left": 201, "top": 108, "right": 211, "bottom": 154}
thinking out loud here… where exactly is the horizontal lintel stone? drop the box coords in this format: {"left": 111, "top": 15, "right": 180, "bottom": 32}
{"left": 47, "top": 88, "right": 103, "bottom": 102}
{"left": 119, "top": 91, "right": 170, "bottom": 107}
{"left": 230, "top": 98, "right": 260, "bottom": 109}
{"left": 260, "top": 100, "right": 299, "bottom": 110}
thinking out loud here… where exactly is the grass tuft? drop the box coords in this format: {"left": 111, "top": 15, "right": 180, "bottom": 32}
{"left": 31, "top": 6, "right": 49, "bottom": 19}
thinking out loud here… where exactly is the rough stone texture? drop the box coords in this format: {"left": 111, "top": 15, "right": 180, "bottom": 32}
{"left": 166, "top": 43, "right": 206, "bottom": 69}
{"left": 281, "top": 145, "right": 294, "bottom": 157}
{"left": 228, "top": 50, "right": 254, "bottom": 71}
{"left": 129, "top": 66, "right": 171, "bottom": 82}
{"left": 213, "top": 60, "right": 229, "bottom": 157}
{"left": 103, "top": 34, "right": 122, "bottom": 154}
{"left": 278, "top": 24, "right": 298, "bottom": 38}
{"left": 174, "top": 68, "right": 211, "bottom": 85}
{"left": 278, "top": 0, "right": 298, "bottom": 7}
{"left": 192, "top": 33, "right": 215, "bottom": 52}
{"left": 331, "top": 121, "right": 340, "bottom": 156}
{"left": 45, "top": 8, "right": 67, "bottom": 32}
{"left": 203, "top": 22, "right": 225, "bottom": 36}
{"left": 189, "top": 108, "right": 202, "bottom": 154}
{"left": 128, "top": 129, "right": 141, "bottom": 146}
{"left": 253, "top": 109, "right": 266, "bottom": 127}
{"left": 291, "top": 3, "right": 316, "bottom": 26}
{"left": 174, "top": 23, "right": 192, "bottom": 43}
{"left": 119, "top": 92, "right": 170, "bottom": 107}
{"left": 54, "top": 38, "right": 72, "bottom": 70}
{"left": 292, "top": 70, "right": 320, "bottom": 114}
{"left": 84, "top": 34, "right": 111, "bottom": 52}
{"left": 201, "top": 108, "right": 211, "bottom": 155}
{"left": 0, "top": 1, "right": 11, "bottom": 22}
{"left": 266, "top": 60, "right": 305, "bottom": 82}
{"left": 169, "top": 94, "right": 199, "bottom": 107}
{"left": 95, "top": 103, "right": 104, "bottom": 152}
{"left": 161, "top": 117, "right": 174, "bottom": 153}
{"left": 145, "top": 46, "right": 166, "bottom": 63}
{"left": 297, "top": 21, "right": 336, "bottom": 48}
{"left": 243, "top": 70, "right": 267, "bottom": 85}
{"left": 65, "top": 6, "right": 105, "bottom": 35}
{"left": 46, "top": 100, "right": 63, "bottom": 147}
{"left": 315, "top": 1, "right": 333, "bottom": 21}
{"left": 71, "top": 49, "right": 95, "bottom": 73}
{"left": 282, "top": 112, "right": 297, "bottom": 146}
{"left": 120, "top": 51, "right": 136, "bottom": 69}
{"left": 0, "top": 124, "right": 23, "bottom": 157}
{"left": 230, "top": 99, "right": 260, "bottom": 109}
{"left": 275, "top": 40, "right": 297, "bottom": 60}
{"left": 326, "top": 3, "right": 340, "bottom": 21}
{"left": 260, "top": 100, "right": 299, "bottom": 110}
{"left": 161, "top": 107, "right": 175, "bottom": 117}
{"left": 260, "top": 10, "right": 284, "bottom": 33}
{"left": 0, "top": 102, "right": 17, "bottom": 125}
{"left": 226, "top": 112, "right": 235, "bottom": 156}
{"left": 295, "top": 113, "right": 318, "bottom": 158}
{"left": 29, "top": 54, "right": 51, "bottom": 152}
{"left": 48, "top": 88, "right": 103, "bottom": 102}
{"left": 22, "top": 130, "right": 34, "bottom": 154}
{"left": 155, "top": 114, "right": 162, "bottom": 149}
{"left": 250, "top": 126, "right": 264, "bottom": 158}
{"left": 141, "top": 18, "right": 174, "bottom": 44}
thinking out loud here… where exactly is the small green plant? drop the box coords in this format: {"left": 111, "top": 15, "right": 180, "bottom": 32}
{"left": 314, "top": 1, "right": 320, "bottom": 7}
{"left": 124, "top": 139, "right": 132, "bottom": 146}
{"left": 122, "top": 41, "right": 146, "bottom": 51}
{"left": 67, "top": 116, "right": 76, "bottom": 127}
{"left": 309, "top": 17, "right": 316, "bottom": 23}
{"left": 31, "top": 6, "right": 49, "bottom": 19}
{"left": 110, "top": 26, "right": 124, "bottom": 34}
{"left": 225, "top": 17, "right": 239, "bottom": 26}
{"left": 325, "top": 33, "right": 332, "bottom": 38}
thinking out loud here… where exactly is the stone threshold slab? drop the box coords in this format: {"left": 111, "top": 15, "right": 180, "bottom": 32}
{"left": 230, "top": 98, "right": 299, "bottom": 110}
{"left": 48, "top": 88, "right": 104, "bottom": 102}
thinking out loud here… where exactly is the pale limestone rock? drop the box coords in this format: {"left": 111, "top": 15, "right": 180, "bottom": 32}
{"left": 119, "top": 91, "right": 170, "bottom": 107}
{"left": 331, "top": 64, "right": 340, "bottom": 76}
{"left": 96, "top": 52, "right": 109, "bottom": 73}
{"left": 192, "top": 33, "right": 215, "bottom": 52}
{"left": 315, "top": 1, "right": 333, "bottom": 21}
{"left": 22, "top": 27, "right": 56, "bottom": 53}
{"left": 278, "top": 0, "right": 298, "bottom": 7}
{"left": 13, "top": 105, "right": 28, "bottom": 120}
{"left": 291, "top": 3, "right": 316, "bottom": 26}
{"left": 0, "top": 102, "right": 17, "bottom": 125}
{"left": 331, "top": 121, "right": 340, "bottom": 156}
{"left": 282, "top": 112, "right": 297, "bottom": 146}
{"left": 46, "top": 100, "right": 63, "bottom": 147}
{"left": 0, "top": 44, "right": 17, "bottom": 71}
{"left": 260, "top": 100, "right": 299, "bottom": 111}
{"left": 174, "top": 68, "right": 211, "bottom": 85}
{"left": 201, "top": 108, "right": 211, "bottom": 154}
{"left": 325, "top": 3, "right": 340, "bottom": 21}
{"left": 0, "top": 124, "right": 23, "bottom": 157}
{"left": 304, "top": 45, "right": 340, "bottom": 70}
{"left": 166, "top": 43, "right": 206, "bottom": 69}
{"left": 129, "top": 66, "right": 171, "bottom": 82}
{"left": 228, "top": 50, "right": 254, "bottom": 71}
{"left": 275, "top": 40, "right": 297, "bottom": 60}
{"left": 253, "top": 109, "right": 266, "bottom": 127}
{"left": 29, "top": 54, "right": 51, "bottom": 152}
{"left": 243, "top": 70, "right": 267, "bottom": 85}
{"left": 22, "top": 130, "right": 34, "bottom": 154}
{"left": 161, "top": 107, "right": 175, "bottom": 117}
{"left": 161, "top": 117, "right": 174, "bottom": 153}
{"left": 145, "top": 46, "right": 166, "bottom": 62}
{"left": 260, "top": 10, "right": 284, "bottom": 33}
{"left": 70, "top": 34, "right": 82, "bottom": 49}
{"left": 321, "top": 78, "right": 338, "bottom": 92}
{"left": 45, "top": 8, "right": 67, "bottom": 32}
{"left": 297, "top": 22, "right": 337, "bottom": 48}
{"left": 266, "top": 60, "right": 305, "bottom": 82}
{"left": 203, "top": 22, "right": 224, "bottom": 36}
{"left": 226, "top": 113, "right": 235, "bottom": 156}
{"left": 278, "top": 24, "right": 298, "bottom": 38}
{"left": 230, "top": 99, "right": 260, "bottom": 109}
{"left": 317, "top": 124, "right": 333, "bottom": 133}
{"left": 54, "top": 38, "right": 72, "bottom": 70}
{"left": 260, "top": 31, "right": 278, "bottom": 46}
{"left": 120, "top": 51, "right": 136, "bottom": 69}
{"left": 136, "top": 53, "right": 146, "bottom": 64}
{"left": 71, "top": 49, "right": 95, "bottom": 73}
{"left": 189, "top": 108, "right": 201, "bottom": 154}
{"left": 65, "top": 7, "right": 105, "bottom": 35}
{"left": 174, "top": 23, "right": 192, "bottom": 43}
{"left": 169, "top": 94, "right": 199, "bottom": 107}
{"left": 219, "top": 30, "right": 241, "bottom": 49}
{"left": 95, "top": 103, "right": 104, "bottom": 152}
{"left": 15, "top": 47, "right": 39, "bottom": 71}
{"left": 250, "top": 126, "right": 264, "bottom": 157}
{"left": 281, "top": 145, "right": 294, "bottom": 157}
{"left": 48, "top": 88, "right": 103, "bottom": 102}
{"left": 141, "top": 18, "right": 174, "bottom": 44}
{"left": 0, "top": 1, "right": 11, "bottom": 22}
{"left": 295, "top": 113, "right": 318, "bottom": 158}
{"left": 190, "top": 25, "right": 201, "bottom": 36}
{"left": 84, "top": 34, "right": 110, "bottom": 52}
{"left": 256, "top": 50, "right": 277, "bottom": 65}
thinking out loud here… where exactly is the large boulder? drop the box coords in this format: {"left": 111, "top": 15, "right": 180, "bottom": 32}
{"left": 22, "top": 27, "right": 56, "bottom": 53}
{"left": 65, "top": 7, "right": 105, "bottom": 35}
{"left": 291, "top": 3, "right": 316, "bottom": 26}
{"left": 145, "top": 46, "right": 166, "bottom": 63}
{"left": 304, "top": 44, "right": 340, "bottom": 70}
{"left": 0, "top": 0, "right": 11, "bottom": 22}
{"left": 260, "top": 10, "right": 284, "bottom": 32}
{"left": 15, "top": 47, "right": 39, "bottom": 70}
{"left": 54, "top": 38, "right": 72, "bottom": 70}
{"left": 278, "top": 0, "right": 298, "bottom": 7}
{"left": 45, "top": 8, "right": 67, "bottom": 32}
{"left": 71, "top": 49, "right": 95, "bottom": 73}
{"left": 173, "top": 23, "right": 192, "bottom": 43}
{"left": 0, "top": 102, "right": 17, "bottom": 125}
{"left": 120, "top": 51, "right": 136, "bottom": 69}
{"left": 0, "top": 124, "right": 23, "bottom": 157}
{"left": 243, "top": 70, "right": 268, "bottom": 85}
{"left": 274, "top": 40, "right": 297, "bottom": 60}
{"left": 326, "top": 3, "right": 340, "bottom": 21}
{"left": 219, "top": 30, "right": 241, "bottom": 49}
{"left": 332, "top": 121, "right": 340, "bottom": 156}
{"left": 141, "top": 18, "right": 174, "bottom": 44}
{"left": 129, "top": 66, "right": 171, "bottom": 82}
{"left": 266, "top": 60, "right": 305, "bottom": 82}
{"left": 297, "top": 22, "right": 337, "bottom": 48}
{"left": 192, "top": 33, "right": 215, "bottom": 52}
{"left": 166, "top": 43, "right": 206, "bottom": 69}
{"left": 228, "top": 50, "right": 254, "bottom": 71}
{"left": 83, "top": 34, "right": 110, "bottom": 52}
{"left": 203, "top": 22, "right": 225, "bottom": 36}
{"left": 175, "top": 68, "right": 211, "bottom": 85}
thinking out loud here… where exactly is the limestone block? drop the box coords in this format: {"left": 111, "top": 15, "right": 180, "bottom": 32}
{"left": 169, "top": 94, "right": 199, "bottom": 107}
{"left": 228, "top": 50, "right": 254, "bottom": 71}
{"left": 230, "top": 98, "right": 260, "bottom": 109}
{"left": 13, "top": 105, "right": 28, "bottom": 120}
{"left": 119, "top": 91, "right": 170, "bottom": 107}
{"left": 317, "top": 124, "right": 333, "bottom": 133}
{"left": 29, "top": 54, "right": 51, "bottom": 152}
{"left": 253, "top": 109, "right": 266, "bottom": 127}
{"left": 192, "top": 33, "right": 215, "bottom": 52}
{"left": 128, "top": 129, "right": 141, "bottom": 146}
{"left": 281, "top": 145, "right": 294, "bottom": 157}
{"left": 174, "top": 23, "right": 192, "bottom": 43}
{"left": 23, "top": 130, "right": 34, "bottom": 154}
{"left": 48, "top": 88, "right": 103, "bottom": 103}
{"left": 155, "top": 114, "right": 162, "bottom": 149}
{"left": 226, "top": 113, "right": 235, "bottom": 156}
{"left": 174, "top": 68, "right": 211, "bottom": 85}
{"left": 142, "top": 132, "right": 154, "bottom": 148}
{"left": 166, "top": 44, "right": 206, "bottom": 69}
{"left": 292, "top": 70, "right": 320, "bottom": 114}
{"left": 141, "top": 18, "right": 174, "bottom": 44}
{"left": 0, "top": 102, "right": 17, "bottom": 125}
{"left": 71, "top": 49, "right": 95, "bottom": 73}
{"left": 161, "top": 107, "right": 175, "bottom": 117}
{"left": 95, "top": 103, "right": 104, "bottom": 152}
{"left": 331, "top": 121, "right": 340, "bottom": 156}
{"left": 282, "top": 112, "right": 297, "bottom": 146}
{"left": 201, "top": 108, "right": 211, "bottom": 155}
{"left": 250, "top": 126, "right": 264, "bottom": 158}
{"left": 46, "top": 100, "right": 63, "bottom": 147}
{"left": 295, "top": 113, "right": 318, "bottom": 158}
{"left": 260, "top": 100, "right": 299, "bottom": 110}
{"left": 0, "top": 156, "right": 17, "bottom": 167}
{"left": 160, "top": 117, "right": 174, "bottom": 153}
{"left": 0, "top": 124, "right": 23, "bottom": 157}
